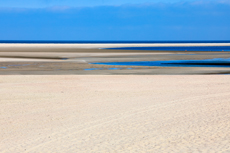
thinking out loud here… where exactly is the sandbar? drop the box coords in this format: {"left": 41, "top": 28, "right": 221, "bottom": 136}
{"left": 0, "top": 43, "right": 230, "bottom": 74}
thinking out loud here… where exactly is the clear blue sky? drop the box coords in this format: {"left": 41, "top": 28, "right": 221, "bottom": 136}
{"left": 0, "top": 0, "right": 230, "bottom": 40}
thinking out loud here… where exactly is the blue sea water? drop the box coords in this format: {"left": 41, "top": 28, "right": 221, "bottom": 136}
{"left": 92, "top": 58, "right": 230, "bottom": 68}
{"left": 0, "top": 40, "right": 230, "bottom": 44}
{"left": 104, "top": 46, "right": 230, "bottom": 52}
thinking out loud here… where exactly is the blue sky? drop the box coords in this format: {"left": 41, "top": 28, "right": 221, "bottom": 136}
{"left": 0, "top": 0, "right": 230, "bottom": 40}
{"left": 0, "top": 0, "right": 216, "bottom": 8}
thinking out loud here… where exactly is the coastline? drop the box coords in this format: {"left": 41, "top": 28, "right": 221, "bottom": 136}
{"left": 0, "top": 43, "right": 230, "bottom": 74}
{"left": 1, "top": 43, "right": 230, "bottom": 50}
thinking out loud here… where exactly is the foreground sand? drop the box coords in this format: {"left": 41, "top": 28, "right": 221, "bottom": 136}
{"left": 1, "top": 76, "right": 230, "bottom": 152}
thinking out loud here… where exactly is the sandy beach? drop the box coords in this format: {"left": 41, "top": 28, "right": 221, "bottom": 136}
{"left": 1, "top": 0, "right": 230, "bottom": 152}
{"left": 1, "top": 76, "right": 230, "bottom": 152}
{"left": 1, "top": 44, "right": 230, "bottom": 152}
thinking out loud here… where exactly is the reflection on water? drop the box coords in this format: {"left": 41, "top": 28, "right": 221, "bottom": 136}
{"left": 108, "top": 68, "right": 121, "bottom": 70}
{"left": 92, "top": 58, "right": 230, "bottom": 68}
{"left": 84, "top": 68, "right": 102, "bottom": 71}
{"left": 0, "top": 67, "right": 7, "bottom": 69}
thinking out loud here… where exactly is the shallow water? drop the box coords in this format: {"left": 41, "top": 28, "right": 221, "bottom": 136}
{"left": 104, "top": 46, "right": 230, "bottom": 52}
{"left": 108, "top": 68, "right": 121, "bottom": 70}
{"left": 84, "top": 68, "right": 102, "bottom": 71}
{"left": 92, "top": 58, "right": 230, "bottom": 68}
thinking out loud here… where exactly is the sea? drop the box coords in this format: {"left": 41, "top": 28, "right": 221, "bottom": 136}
{"left": 1, "top": 40, "right": 230, "bottom": 52}
{"left": 1, "top": 40, "right": 230, "bottom": 44}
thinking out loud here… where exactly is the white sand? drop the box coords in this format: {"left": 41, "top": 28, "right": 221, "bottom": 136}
{"left": 1, "top": 76, "right": 230, "bottom": 152}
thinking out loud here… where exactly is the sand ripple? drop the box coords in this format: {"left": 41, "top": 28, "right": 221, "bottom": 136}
{"left": 0, "top": 76, "right": 230, "bottom": 152}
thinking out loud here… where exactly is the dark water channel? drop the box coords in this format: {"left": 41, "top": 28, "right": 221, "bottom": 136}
{"left": 92, "top": 58, "right": 230, "bottom": 68}
{"left": 104, "top": 46, "right": 230, "bottom": 52}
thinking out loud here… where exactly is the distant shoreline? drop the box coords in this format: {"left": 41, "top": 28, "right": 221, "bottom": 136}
{"left": 1, "top": 43, "right": 230, "bottom": 74}
{"left": 1, "top": 43, "right": 230, "bottom": 50}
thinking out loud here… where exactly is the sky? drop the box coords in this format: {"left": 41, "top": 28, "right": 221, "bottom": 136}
{"left": 0, "top": 0, "right": 230, "bottom": 40}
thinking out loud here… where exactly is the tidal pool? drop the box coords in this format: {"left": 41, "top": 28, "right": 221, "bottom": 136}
{"left": 92, "top": 58, "right": 230, "bottom": 68}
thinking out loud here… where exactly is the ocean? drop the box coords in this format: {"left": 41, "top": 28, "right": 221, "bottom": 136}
{"left": 104, "top": 46, "right": 230, "bottom": 52}
{"left": 0, "top": 40, "right": 230, "bottom": 44}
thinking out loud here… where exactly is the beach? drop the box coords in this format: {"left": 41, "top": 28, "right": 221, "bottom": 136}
{"left": 1, "top": 0, "right": 230, "bottom": 152}
{"left": 1, "top": 75, "right": 230, "bottom": 152}
{"left": 1, "top": 43, "right": 230, "bottom": 152}
{"left": 0, "top": 43, "right": 230, "bottom": 74}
